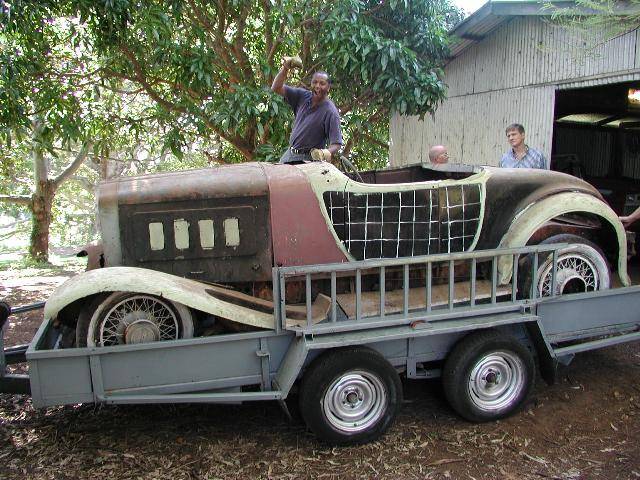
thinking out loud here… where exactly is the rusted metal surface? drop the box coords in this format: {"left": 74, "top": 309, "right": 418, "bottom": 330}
{"left": 103, "top": 163, "right": 269, "bottom": 205}
{"left": 99, "top": 164, "right": 273, "bottom": 283}
{"left": 477, "top": 168, "right": 602, "bottom": 249}
{"left": 262, "top": 163, "right": 347, "bottom": 267}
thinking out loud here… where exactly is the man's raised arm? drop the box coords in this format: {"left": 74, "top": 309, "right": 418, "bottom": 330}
{"left": 271, "top": 56, "right": 302, "bottom": 96}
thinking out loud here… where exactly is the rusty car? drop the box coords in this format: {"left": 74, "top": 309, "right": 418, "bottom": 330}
{"left": 46, "top": 160, "right": 628, "bottom": 349}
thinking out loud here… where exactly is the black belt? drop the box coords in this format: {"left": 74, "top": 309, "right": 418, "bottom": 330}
{"left": 290, "top": 147, "right": 311, "bottom": 154}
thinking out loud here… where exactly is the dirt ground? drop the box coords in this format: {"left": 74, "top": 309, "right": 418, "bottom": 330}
{"left": 1, "top": 266, "right": 639, "bottom": 480}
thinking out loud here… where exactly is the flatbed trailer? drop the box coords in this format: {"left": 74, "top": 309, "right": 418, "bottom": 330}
{"left": 2, "top": 244, "right": 640, "bottom": 445}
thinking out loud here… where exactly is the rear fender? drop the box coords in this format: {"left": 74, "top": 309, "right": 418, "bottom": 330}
{"left": 497, "top": 192, "right": 629, "bottom": 286}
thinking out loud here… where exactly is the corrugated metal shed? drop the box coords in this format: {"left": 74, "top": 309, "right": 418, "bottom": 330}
{"left": 390, "top": 1, "right": 640, "bottom": 168}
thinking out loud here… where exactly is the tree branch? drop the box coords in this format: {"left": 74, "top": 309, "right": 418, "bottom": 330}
{"left": 53, "top": 140, "right": 93, "bottom": 189}
{"left": 0, "top": 194, "right": 32, "bottom": 206}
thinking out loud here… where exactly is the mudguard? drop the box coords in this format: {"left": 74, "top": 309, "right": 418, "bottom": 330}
{"left": 44, "top": 267, "right": 291, "bottom": 330}
{"left": 496, "top": 192, "right": 629, "bottom": 286}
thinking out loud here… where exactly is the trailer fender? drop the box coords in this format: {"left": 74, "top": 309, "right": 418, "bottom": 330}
{"left": 497, "top": 192, "right": 629, "bottom": 286}
{"left": 45, "top": 267, "right": 277, "bottom": 329}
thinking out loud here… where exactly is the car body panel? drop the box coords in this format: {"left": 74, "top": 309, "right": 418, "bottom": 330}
{"left": 262, "top": 163, "right": 348, "bottom": 267}
{"left": 497, "top": 191, "right": 629, "bottom": 285}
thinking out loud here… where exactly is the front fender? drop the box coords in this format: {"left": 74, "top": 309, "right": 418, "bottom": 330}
{"left": 496, "top": 192, "right": 629, "bottom": 286}
{"left": 45, "top": 267, "right": 277, "bottom": 329}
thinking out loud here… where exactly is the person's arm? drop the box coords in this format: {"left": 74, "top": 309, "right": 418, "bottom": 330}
{"left": 271, "top": 56, "right": 302, "bottom": 96}
{"left": 620, "top": 206, "right": 640, "bottom": 228}
{"left": 271, "top": 61, "right": 290, "bottom": 96}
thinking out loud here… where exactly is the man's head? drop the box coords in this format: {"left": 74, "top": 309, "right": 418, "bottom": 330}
{"left": 311, "top": 71, "right": 331, "bottom": 102}
{"left": 428, "top": 145, "right": 448, "bottom": 164}
{"left": 505, "top": 123, "right": 525, "bottom": 149}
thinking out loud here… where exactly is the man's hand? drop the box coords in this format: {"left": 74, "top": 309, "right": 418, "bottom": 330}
{"left": 283, "top": 56, "right": 303, "bottom": 69}
{"left": 310, "top": 148, "right": 332, "bottom": 162}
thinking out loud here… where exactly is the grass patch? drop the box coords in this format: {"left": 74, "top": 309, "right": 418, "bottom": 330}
{"left": 0, "top": 252, "right": 86, "bottom": 275}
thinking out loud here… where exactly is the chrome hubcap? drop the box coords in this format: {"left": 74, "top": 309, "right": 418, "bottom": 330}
{"left": 323, "top": 371, "right": 387, "bottom": 433}
{"left": 468, "top": 351, "right": 524, "bottom": 412}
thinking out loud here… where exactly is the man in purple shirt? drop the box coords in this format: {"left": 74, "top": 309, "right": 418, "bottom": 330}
{"left": 271, "top": 57, "right": 343, "bottom": 164}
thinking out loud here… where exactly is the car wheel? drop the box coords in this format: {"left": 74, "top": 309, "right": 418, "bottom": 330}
{"left": 519, "top": 233, "right": 610, "bottom": 298}
{"left": 76, "top": 292, "right": 194, "bottom": 347}
{"left": 442, "top": 330, "right": 535, "bottom": 423}
{"left": 299, "top": 347, "right": 402, "bottom": 445}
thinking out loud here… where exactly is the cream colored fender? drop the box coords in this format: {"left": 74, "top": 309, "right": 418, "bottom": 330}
{"left": 497, "top": 192, "right": 629, "bottom": 286}
{"left": 45, "top": 267, "right": 281, "bottom": 329}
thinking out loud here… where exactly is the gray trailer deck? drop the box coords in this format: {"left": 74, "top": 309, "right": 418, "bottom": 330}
{"left": 2, "top": 244, "right": 640, "bottom": 445}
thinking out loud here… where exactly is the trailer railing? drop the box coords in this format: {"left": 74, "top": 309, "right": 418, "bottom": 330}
{"left": 273, "top": 244, "right": 568, "bottom": 335}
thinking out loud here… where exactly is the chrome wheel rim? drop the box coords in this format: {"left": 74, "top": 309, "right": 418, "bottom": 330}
{"left": 322, "top": 370, "right": 387, "bottom": 433}
{"left": 98, "top": 295, "right": 180, "bottom": 346}
{"left": 468, "top": 351, "right": 525, "bottom": 412}
{"left": 538, "top": 253, "right": 598, "bottom": 297}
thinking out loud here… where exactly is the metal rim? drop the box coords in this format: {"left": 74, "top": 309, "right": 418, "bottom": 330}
{"left": 538, "top": 251, "right": 600, "bottom": 297}
{"left": 322, "top": 370, "right": 388, "bottom": 433}
{"left": 467, "top": 351, "right": 525, "bottom": 412}
{"left": 97, "top": 295, "right": 180, "bottom": 347}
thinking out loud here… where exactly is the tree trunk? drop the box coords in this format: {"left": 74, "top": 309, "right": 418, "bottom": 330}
{"left": 29, "top": 181, "right": 55, "bottom": 262}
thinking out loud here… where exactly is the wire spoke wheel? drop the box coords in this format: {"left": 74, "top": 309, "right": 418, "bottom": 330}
{"left": 99, "top": 295, "right": 178, "bottom": 346}
{"left": 76, "top": 292, "right": 194, "bottom": 347}
{"left": 519, "top": 234, "right": 610, "bottom": 299}
{"left": 538, "top": 253, "right": 599, "bottom": 297}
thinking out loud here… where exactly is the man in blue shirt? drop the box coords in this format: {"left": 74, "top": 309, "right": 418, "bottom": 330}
{"left": 499, "top": 123, "right": 547, "bottom": 169}
{"left": 271, "top": 57, "right": 343, "bottom": 164}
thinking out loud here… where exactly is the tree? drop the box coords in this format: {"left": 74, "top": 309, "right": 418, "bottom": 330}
{"left": 546, "top": 0, "right": 640, "bottom": 53}
{"left": 64, "top": 0, "right": 456, "bottom": 166}
{"left": 0, "top": 4, "right": 102, "bottom": 261}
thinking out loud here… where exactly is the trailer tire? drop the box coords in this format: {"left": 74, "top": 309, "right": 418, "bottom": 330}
{"left": 299, "top": 347, "right": 402, "bottom": 445}
{"left": 519, "top": 234, "right": 610, "bottom": 298}
{"left": 76, "top": 292, "right": 194, "bottom": 347}
{"left": 443, "top": 330, "right": 534, "bottom": 423}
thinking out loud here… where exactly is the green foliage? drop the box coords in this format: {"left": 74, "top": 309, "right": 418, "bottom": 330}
{"left": 39, "top": 0, "right": 457, "bottom": 167}
{"left": 545, "top": 0, "right": 640, "bottom": 53}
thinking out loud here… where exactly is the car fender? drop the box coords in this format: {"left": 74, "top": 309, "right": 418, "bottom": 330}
{"left": 44, "top": 267, "right": 277, "bottom": 329}
{"left": 496, "top": 191, "right": 629, "bottom": 286}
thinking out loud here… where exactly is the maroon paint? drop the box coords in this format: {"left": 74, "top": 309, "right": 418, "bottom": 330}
{"left": 262, "top": 163, "right": 348, "bottom": 267}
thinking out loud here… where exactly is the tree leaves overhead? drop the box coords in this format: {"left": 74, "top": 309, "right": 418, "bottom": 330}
{"left": 10, "top": 0, "right": 457, "bottom": 165}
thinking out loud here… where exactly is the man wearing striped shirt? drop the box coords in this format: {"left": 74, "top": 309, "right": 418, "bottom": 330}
{"left": 499, "top": 123, "right": 547, "bottom": 169}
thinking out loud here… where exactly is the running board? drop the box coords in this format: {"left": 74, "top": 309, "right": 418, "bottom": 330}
{"left": 552, "top": 330, "right": 640, "bottom": 356}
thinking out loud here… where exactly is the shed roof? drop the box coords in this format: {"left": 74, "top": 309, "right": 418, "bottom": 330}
{"left": 449, "top": 0, "right": 639, "bottom": 59}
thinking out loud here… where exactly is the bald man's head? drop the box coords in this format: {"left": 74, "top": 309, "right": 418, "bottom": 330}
{"left": 428, "top": 145, "right": 448, "bottom": 164}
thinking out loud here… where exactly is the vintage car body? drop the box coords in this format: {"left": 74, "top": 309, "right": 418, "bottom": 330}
{"left": 96, "top": 161, "right": 627, "bottom": 281}
{"left": 47, "top": 161, "right": 629, "bottom": 346}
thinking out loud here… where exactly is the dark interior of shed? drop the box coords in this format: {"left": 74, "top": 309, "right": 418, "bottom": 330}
{"left": 552, "top": 81, "right": 640, "bottom": 216}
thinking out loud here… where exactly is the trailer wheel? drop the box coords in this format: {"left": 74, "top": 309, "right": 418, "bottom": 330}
{"left": 443, "top": 330, "right": 534, "bottom": 423}
{"left": 76, "top": 292, "right": 194, "bottom": 347}
{"left": 520, "top": 234, "right": 610, "bottom": 297}
{"left": 299, "top": 347, "right": 402, "bottom": 445}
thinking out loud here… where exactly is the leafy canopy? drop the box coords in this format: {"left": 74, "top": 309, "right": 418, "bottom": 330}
{"left": 29, "top": 0, "right": 459, "bottom": 166}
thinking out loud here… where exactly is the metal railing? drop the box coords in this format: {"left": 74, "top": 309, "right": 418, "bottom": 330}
{"left": 273, "top": 244, "right": 567, "bottom": 334}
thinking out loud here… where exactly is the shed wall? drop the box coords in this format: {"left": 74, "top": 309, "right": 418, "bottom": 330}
{"left": 390, "top": 17, "right": 640, "bottom": 167}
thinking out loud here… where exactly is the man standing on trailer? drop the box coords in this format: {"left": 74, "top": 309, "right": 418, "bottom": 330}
{"left": 499, "top": 123, "right": 547, "bottom": 169}
{"left": 271, "top": 56, "right": 343, "bottom": 164}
